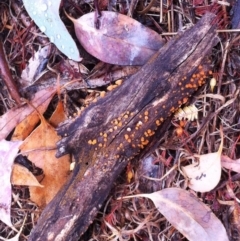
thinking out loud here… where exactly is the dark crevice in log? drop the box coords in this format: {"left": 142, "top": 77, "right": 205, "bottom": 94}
{"left": 28, "top": 12, "right": 218, "bottom": 241}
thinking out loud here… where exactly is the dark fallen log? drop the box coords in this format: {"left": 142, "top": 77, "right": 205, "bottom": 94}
{"left": 28, "top": 13, "right": 218, "bottom": 241}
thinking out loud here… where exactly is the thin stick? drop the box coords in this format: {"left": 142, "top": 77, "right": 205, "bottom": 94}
{"left": 161, "top": 29, "right": 240, "bottom": 36}
{"left": 0, "top": 42, "right": 22, "bottom": 105}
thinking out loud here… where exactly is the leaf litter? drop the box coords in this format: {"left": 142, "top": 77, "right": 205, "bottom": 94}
{"left": 19, "top": 103, "right": 70, "bottom": 207}
{"left": 0, "top": 0, "right": 240, "bottom": 240}
{"left": 182, "top": 126, "right": 223, "bottom": 192}
{"left": 119, "top": 188, "right": 229, "bottom": 241}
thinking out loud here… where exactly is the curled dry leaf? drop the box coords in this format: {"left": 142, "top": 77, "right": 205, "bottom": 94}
{"left": 121, "top": 188, "right": 229, "bottom": 241}
{"left": 22, "top": 0, "right": 81, "bottom": 61}
{"left": 174, "top": 104, "right": 198, "bottom": 121}
{"left": 68, "top": 11, "right": 164, "bottom": 65}
{"left": 182, "top": 127, "right": 223, "bottom": 192}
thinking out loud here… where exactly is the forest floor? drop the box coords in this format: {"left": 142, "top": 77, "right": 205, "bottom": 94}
{"left": 0, "top": 0, "right": 240, "bottom": 240}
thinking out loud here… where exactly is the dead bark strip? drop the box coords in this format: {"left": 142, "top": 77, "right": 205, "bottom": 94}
{"left": 28, "top": 13, "right": 218, "bottom": 241}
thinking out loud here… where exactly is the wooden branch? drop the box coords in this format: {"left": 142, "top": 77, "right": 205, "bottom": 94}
{"left": 28, "top": 13, "right": 218, "bottom": 241}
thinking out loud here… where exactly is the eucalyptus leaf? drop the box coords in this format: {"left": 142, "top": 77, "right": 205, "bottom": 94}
{"left": 23, "top": 0, "right": 82, "bottom": 61}
{"left": 68, "top": 11, "right": 165, "bottom": 65}
{"left": 121, "top": 188, "right": 229, "bottom": 241}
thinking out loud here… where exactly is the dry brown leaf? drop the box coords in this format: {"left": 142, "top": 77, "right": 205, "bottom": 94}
{"left": 11, "top": 164, "right": 43, "bottom": 187}
{"left": 0, "top": 86, "right": 56, "bottom": 140}
{"left": 221, "top": 155, "right": 240, "bottom": 173}
{"left": 11, "top": 97, "right": 56, "bottom": 141}
{"left": 68, "top": 11, "right": 164, "bottom": 65}
{"left": 182, "top": 127, "right": 223, "bottom": 192}
{"left": 20, "top": 117, "right": 70, "bottom": 207}
{"left": 49, "top": 100, "right": 67, "bottom": 127}
{"left": 121, "top": 188, "right": 229, "bottom": 241}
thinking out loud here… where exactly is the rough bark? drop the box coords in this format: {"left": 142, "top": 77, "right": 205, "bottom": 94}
{"left": 28, "top": 13, "right": 218, "bottom": 241}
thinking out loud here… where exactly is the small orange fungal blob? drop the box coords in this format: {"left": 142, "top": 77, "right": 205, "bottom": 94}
{"left": 156, "top": 120, "right": 161, "bottom": 126}
{"left": 88, "top": 139, "right": 97, "bottom": 145}
{"left": 115, "top": 79, "right": 123, "bottom": 85}
{"left": 142, "top": 140, "right": 149, "bottom": 145}
{"left": 100, "top": 91, "right": 106, "bottom": 97}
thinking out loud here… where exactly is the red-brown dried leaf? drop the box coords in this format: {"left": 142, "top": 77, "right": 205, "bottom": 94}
{"left": 70, "top": 11, "right": 165, "bottom": 65}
